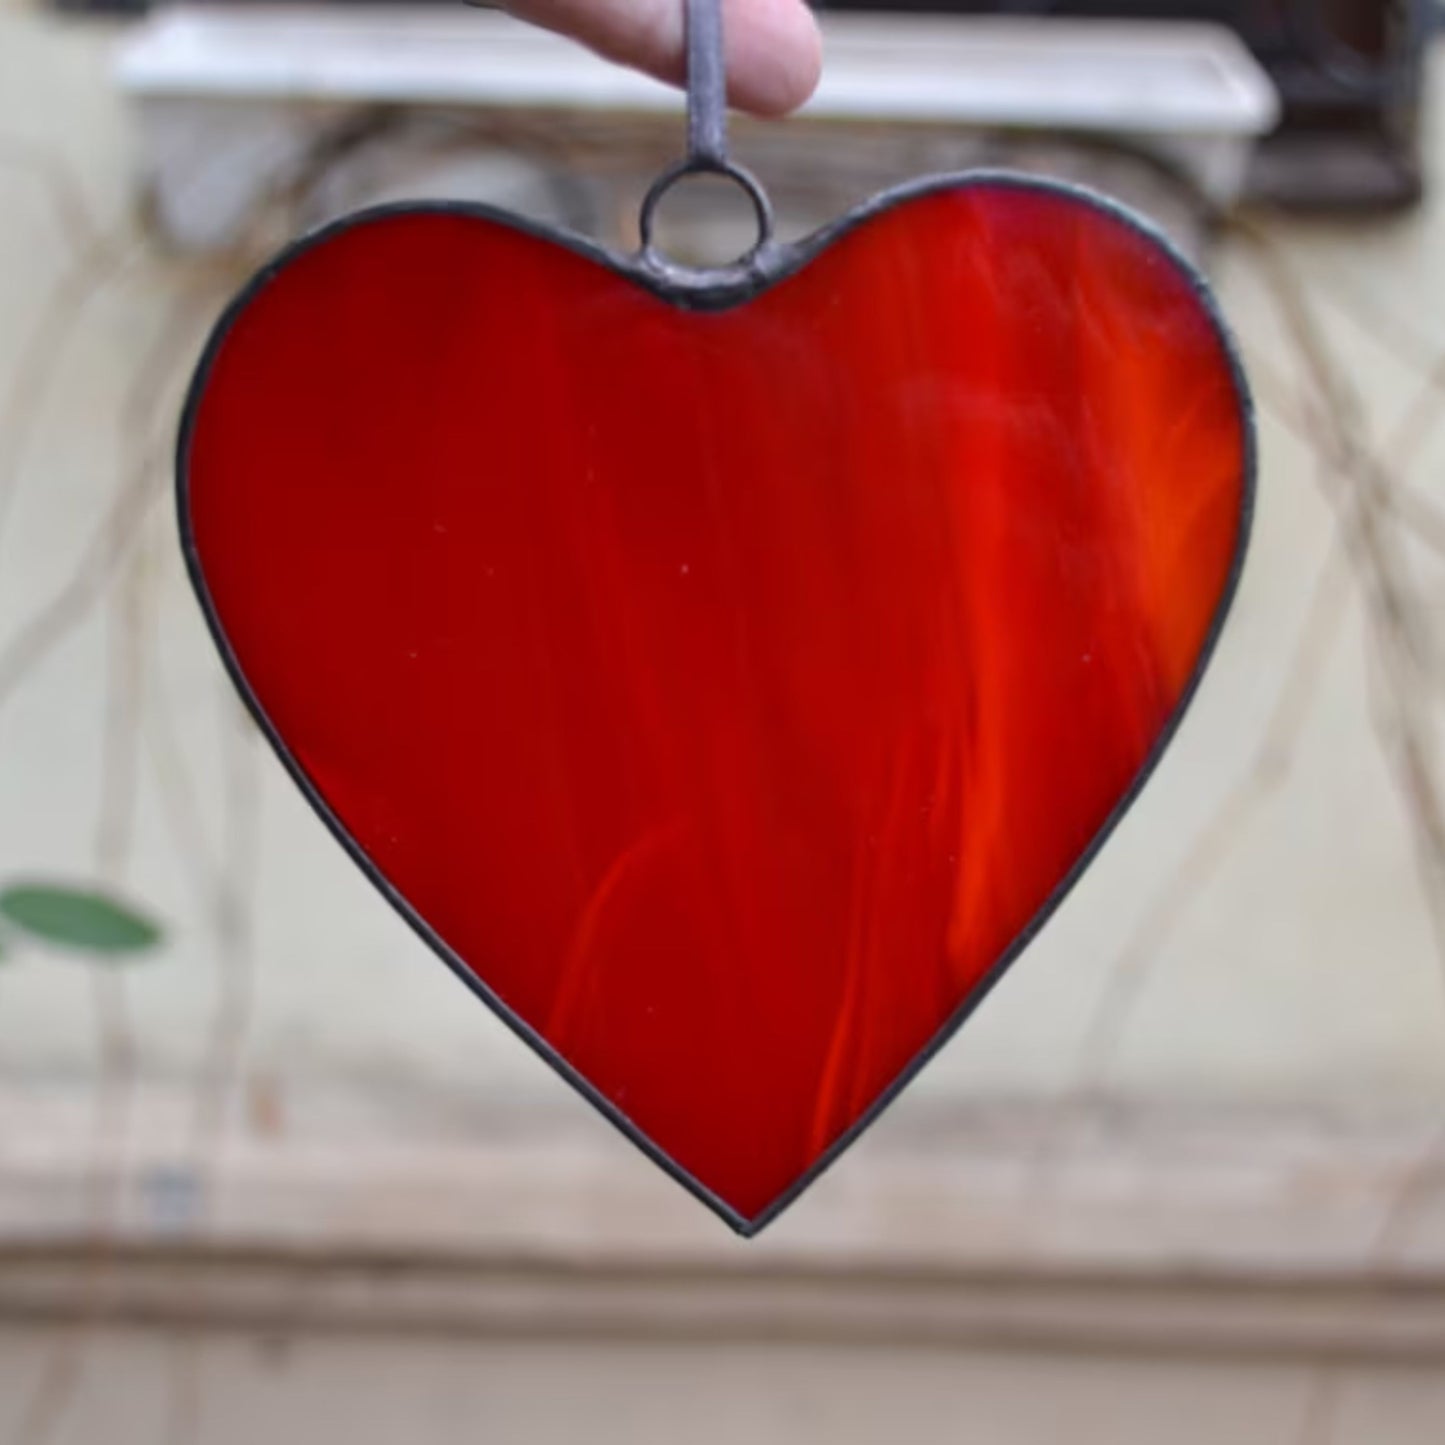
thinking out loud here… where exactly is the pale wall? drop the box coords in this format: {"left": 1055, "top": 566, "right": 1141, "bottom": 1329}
{"left": 0, "top": 0, "right": 1443, "bottom": 1185}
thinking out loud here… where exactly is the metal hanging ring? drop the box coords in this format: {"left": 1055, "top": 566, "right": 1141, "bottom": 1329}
{"left": 635, "top": 0, "right": 779, "bottom": 280}
{"left": 638, "top": 158, "right": 778, "bottom": 265}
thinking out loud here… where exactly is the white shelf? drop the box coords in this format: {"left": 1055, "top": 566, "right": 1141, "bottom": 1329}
{"left": 117, "top": 5, "right": 1280, "bottom": 136}
{"left": 114, "top": 5, "right": 1279, "bottom": 249}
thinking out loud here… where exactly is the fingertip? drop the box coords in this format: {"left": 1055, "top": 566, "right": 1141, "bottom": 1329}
{"left": 727, "top": 0, "right": 823, "bottom": 117}
{"left": 503, "top": 0, "right": 822, "bottom": 120}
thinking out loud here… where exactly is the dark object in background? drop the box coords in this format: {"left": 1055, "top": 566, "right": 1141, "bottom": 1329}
{"left": 816, "top": 0, "right": 1433, "bottom": 207}
{"left": 58, "top": 0, "right": 1435, "bottom": 207}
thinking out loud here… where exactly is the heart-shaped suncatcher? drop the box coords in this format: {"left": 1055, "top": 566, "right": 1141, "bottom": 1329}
{"left": 178, "top": 0, "right": 1253, "bottom": 1233}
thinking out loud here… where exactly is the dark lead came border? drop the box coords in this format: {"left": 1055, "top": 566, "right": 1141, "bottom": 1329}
{"left": 176, "top": 169, "right": 1257, "bottom": 1236}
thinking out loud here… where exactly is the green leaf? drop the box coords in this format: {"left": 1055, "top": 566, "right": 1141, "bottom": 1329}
{"left": 0, "top": 883, "right": 162, "bottom": 955}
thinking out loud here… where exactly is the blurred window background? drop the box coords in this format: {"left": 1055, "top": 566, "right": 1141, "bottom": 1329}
{"left": 2, "top": 2, "right": 1445, "bottom": 1442}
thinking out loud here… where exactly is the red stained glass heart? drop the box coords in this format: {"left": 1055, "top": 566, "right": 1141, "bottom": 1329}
{"left": 180, "top": 177, "right": 1251, "bottom": 1231}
